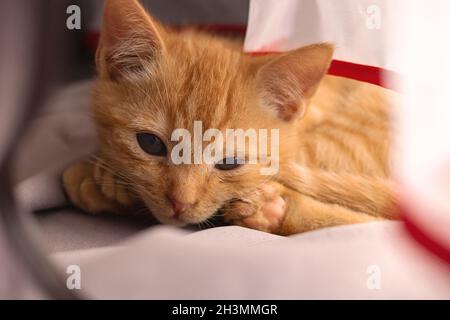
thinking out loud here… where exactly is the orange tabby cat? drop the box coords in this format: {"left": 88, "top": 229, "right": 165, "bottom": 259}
{"left": 63, "top": 0, "right": 398, "bottom": 235}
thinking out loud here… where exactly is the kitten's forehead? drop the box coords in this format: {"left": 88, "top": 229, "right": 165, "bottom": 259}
{"left": 164, "top": 42, "right": 249, "bottom": 130}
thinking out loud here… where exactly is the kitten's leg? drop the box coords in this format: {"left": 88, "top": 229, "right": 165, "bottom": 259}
{"left": 224, "top": 183, "right": 380, "bottom": 235}
{"left": 62, "top": 160, "right": 137, "bottom": 214}
{"left": 277, "top": 189, "right": 381, "bottom": 235}
{"left": 278, "top": 164, "right": 396, "bottom": 219}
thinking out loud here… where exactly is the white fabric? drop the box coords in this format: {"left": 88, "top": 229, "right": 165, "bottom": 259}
{"left": 392, "top": 0, "right": 450, "bottom": 250}
{"left": 244, "top": 0, "right": 398, "bottom": 71}
{"left": 53, "top": 223, "right": 450, "bottom": 299}
{"left": 14, "top": 80, "right": 97, "bottom": 212}
{"left": 37, "top": 209, "right": 154, "bottom": 253}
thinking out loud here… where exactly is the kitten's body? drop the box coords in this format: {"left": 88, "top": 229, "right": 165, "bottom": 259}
{"left": 276, "top": 76, "right": 396, "bottom": 234}
{"left": 63, "top": 0, "right": 398, "bottom": 235}
{"left": 301, "top": 76, "right": 391, "bottom": 176}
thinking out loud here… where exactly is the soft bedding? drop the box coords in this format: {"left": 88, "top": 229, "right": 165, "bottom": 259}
{"left": 12, "top": 81, "right": 450, "bottom": 299}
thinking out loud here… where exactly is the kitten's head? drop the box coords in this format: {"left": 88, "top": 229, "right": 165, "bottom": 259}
{"left": 93, "top": 0, "right": 333, "bottom": 226}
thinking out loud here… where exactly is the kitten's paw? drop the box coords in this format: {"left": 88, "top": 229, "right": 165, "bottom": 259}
{"left": 224, "top": 183, "right": 286, "bottom": 233}
{"left": 62, "top": 161, "right": 136, "bottom": 214}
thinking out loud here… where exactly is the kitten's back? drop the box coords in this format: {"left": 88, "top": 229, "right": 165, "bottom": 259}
{"left": 298, "top": 75, "right": 396, "bottom": 176}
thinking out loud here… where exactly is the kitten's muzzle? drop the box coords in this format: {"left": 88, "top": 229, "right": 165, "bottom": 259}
{"left": 166, "top": 193, "right": 196, "bottom": 219}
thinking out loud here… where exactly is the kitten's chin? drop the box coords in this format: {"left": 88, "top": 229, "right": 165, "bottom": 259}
{"left": 143, "top": 200, "right": 214, "bottom": 227}
{"left": 153, "top": 210, "right": 214, "bottom": 227}
{"left": 152, "top": 213, "right": 188, "bottom": 227}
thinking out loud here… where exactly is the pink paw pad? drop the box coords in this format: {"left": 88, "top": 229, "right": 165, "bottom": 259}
{"left": 242, "top": 192, "right": 286, "bottom": 232}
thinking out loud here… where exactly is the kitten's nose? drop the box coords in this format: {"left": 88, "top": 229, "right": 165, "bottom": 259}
{"left": 166, "top": 194, "right": 192, "bottom": 218}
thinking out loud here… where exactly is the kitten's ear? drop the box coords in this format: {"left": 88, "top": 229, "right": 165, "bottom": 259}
{"left": 96, "top": 0, "right": 165, "bottom": 81}
{"left": 255, "top": 43, "right": 333, "bottom": 121}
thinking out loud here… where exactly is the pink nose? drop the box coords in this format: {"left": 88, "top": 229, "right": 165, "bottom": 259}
{"left": 166, "top": 194, "right": 192, "bottom": 218}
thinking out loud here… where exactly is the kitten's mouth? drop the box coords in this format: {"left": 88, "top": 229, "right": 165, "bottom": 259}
{"left": 158, "top": 207, "right": 220, "bottom": 227}
{"left": 148, "top": 206, "right": 208, "bottom": 227}
{"left": 155, "top": 213, "right": 189, "bottom": 227}
{"left": 142, "top": 198, "right": 223, "bottom": 227}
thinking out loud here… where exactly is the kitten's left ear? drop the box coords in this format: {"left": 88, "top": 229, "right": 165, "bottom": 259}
{"left": 96, "top": 0, "right": 165, "bottom": 81}
{"left": 255, "top": 43, "right": 334, "bottom": 121}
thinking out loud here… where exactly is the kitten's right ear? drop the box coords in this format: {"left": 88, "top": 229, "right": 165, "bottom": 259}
{"left": 96, "top": 0, "right": 165, "bottom": 81}
{"left": 254, "top": 43, "right": 333, "bottom": 122}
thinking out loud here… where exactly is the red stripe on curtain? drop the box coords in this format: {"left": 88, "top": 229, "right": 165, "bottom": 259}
{"left": 400, "top": 206, "right": 450, "bottom": 265}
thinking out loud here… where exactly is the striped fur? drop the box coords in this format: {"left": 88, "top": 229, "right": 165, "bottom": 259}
{"left": 62, "top": 0, "right": 399, "bottom": 235}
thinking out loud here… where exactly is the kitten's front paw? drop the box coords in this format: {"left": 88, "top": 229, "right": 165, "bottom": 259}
{"left": 224, "top": 183, "right": 286, "bottom": 233}
{"left": 62, "top": 161, "right": 136, "bottom": 214}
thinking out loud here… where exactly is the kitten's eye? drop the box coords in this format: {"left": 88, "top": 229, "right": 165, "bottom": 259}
{"left": 136, "top": 133, "right": 167, "bottom": 157}
{"left": 215, "top": 157, "right": 244, "bottom": 171}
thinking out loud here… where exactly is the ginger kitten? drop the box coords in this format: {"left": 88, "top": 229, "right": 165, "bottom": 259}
{"left": 63, "top": 0, "right": 398, "bottom": 235}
